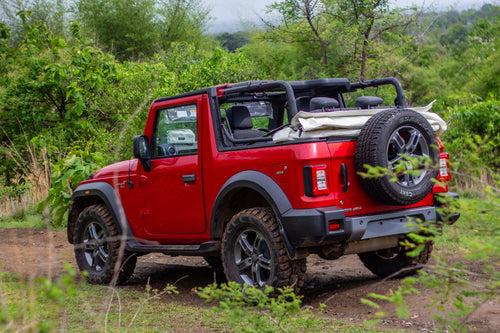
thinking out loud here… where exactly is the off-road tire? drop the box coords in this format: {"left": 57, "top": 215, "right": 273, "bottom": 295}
{"left": 74, "top": 204, "right": 137, "bottom": 285}
{"left": 358, "top": 241, "right": 433, "bottom": 278}
{"left": 355, "top": 109, "right": 438, "bottom": 205}
{"left": 221, "top": 207, "right": 306, "bottom": 292}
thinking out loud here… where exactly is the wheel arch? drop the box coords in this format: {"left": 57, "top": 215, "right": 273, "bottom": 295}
{"left": 210, "top": 171, "right": 296, "bottom": 256}
{"left": 67, "top": 182, "right": 132, "bottom": 244}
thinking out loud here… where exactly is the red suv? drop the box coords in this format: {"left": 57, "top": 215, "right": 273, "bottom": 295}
{"left": 67, "top": 77, "right": 459, "bottom": 289}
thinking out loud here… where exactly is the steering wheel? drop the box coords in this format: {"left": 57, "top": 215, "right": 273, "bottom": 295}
{"left": 166, "top": 145, "right": 177, "bottom": 156}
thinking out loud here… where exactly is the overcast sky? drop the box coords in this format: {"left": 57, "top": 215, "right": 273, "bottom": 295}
{"left": 204, "top": 0, "right": 497, "bottom": 32}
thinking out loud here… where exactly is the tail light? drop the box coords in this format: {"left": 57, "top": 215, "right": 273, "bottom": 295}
{"left": 434, "top": 152, "right": 451, "bottom": 193}
{"left": 437, "top": 152, "right": 451, "bottom": 182}
{"left": 328, "top": 220, "right": 342, "bottom": 232}
{"left": 304, "top": 164, "right": 330, "bottom": 197}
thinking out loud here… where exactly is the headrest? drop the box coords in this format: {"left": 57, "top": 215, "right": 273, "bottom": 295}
{"left": 296, "top": 96, "right": 312, "bottom": 112}
{"left": 355, "top": 96, "right": 384, "bottom": 109}
{"left": 309, "top": 97, "right": 340, "bottom": 112}
{"left": 226, "top": 105, "right": 253, "bottom": 130}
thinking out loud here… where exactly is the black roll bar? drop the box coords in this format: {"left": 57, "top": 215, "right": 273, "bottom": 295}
{"left": 223, "top": 81, "right": 299, "bottom": 117}
{"left": 350, "top": 77, "right": 407, "bottom": 107}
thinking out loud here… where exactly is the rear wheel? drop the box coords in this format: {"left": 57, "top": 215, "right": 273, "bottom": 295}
{"left": 221, "top": 207, "right": 306, "bottom": 291}
{"left": 74, "top": 204, "right": 137, "bottom": 285}
{"left": 358, "top": 241, "right": 433, "bottom": 278}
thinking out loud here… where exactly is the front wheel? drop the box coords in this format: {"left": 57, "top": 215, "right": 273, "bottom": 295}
{"left": 221, "top": 207, "right": 306, "bottom": 291}
{"left": 358, "top": 241, "right": 433, "bottom": 278}
{"left": 74, "top": 204, "right": 137, "bottom": 285}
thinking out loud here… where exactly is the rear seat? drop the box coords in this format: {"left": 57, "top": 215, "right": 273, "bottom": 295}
{"left": 309, "top": 97, "right": 340, "bottom": 112}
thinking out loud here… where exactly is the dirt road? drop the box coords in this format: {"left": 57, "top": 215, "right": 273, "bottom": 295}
{"left": 0, "top": 228, "right": 497, "bottom": 332}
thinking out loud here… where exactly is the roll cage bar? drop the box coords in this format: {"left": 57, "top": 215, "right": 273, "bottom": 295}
{"left": 349, "top": 77, "right": 406, "bottom": 108}
{"left": 222, "top": 77, "right": 406, "bottom": 118}
{"left": 219, "top": 77, "right": 407, "bottom": 144}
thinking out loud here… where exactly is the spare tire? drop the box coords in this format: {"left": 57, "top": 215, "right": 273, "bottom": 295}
{"left": 355, "top": 109, "right": 438, "bottom": 205}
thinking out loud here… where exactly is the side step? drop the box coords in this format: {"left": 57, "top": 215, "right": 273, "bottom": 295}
{"left": 126, "top": 240, "right": 220, "bottom": 256}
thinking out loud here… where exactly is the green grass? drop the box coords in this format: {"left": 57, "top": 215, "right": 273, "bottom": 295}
{"left": 0, "top": 273, "right": 386, "bottom": 333}
{"left": 0, "top": 271, "right": 386, "bottom": 333}
{"left": 0, "top": 211, "right": 47, "bottom": 229}
{"left": 436, "top": 197, "right": 500, "bottom": 260}
{"left": 0, "top": 271, "right": 215, "bottom": 332}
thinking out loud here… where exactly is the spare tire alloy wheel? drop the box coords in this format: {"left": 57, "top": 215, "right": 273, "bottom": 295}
{"left": 387, "top": 125, "right": 429, "bottom": 187}
{"left": 355, "top": 109, "right": 438, "bottom": 205}
{"left": 82, "top": 222, "right": 109, "bottom": 272}
{"left": 234, "top": 228, "right": 274, "bottom": 287}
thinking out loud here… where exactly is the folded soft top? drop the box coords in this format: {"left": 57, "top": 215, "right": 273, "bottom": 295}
{"left": 273, "top": 101, "right": 446, "bottom": 142}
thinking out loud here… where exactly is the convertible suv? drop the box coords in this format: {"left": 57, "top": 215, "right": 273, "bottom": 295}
{"left": 67, "top": 77, "right": 459, "bottom": 289}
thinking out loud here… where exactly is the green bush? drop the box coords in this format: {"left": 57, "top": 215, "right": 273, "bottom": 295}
{"left": 442, "top": 97, "right": 499, "bottom": 192}
{"left": 197, "top": 282, "right": 326, "bottom": 333}
{"left": 42, "top": 150, "right": 105, "bottom": 227}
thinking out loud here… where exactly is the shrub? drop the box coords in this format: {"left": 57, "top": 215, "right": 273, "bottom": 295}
{"left": 42, "top": 150, "right": 104, "bottom": 227}
{"left": 442, "top": 97, "right": 499, "bottom": 193}
{"left": 197, "top": 282, "right": 326, "bottom": 333}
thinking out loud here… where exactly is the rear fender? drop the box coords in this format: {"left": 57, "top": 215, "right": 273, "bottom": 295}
{"left": 211, "top": 171, "right": 303, "bottom": 258}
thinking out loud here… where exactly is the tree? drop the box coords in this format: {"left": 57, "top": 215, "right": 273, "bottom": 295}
{"left": 0, "top": 0, "right": 67, "bottom": 40}
{"left": 329, "top": 0, "right": 420, "bottom": 81}
{"left": 77, "top": 0, "right": 159, "bottom": 60}
{"left": 157, "top": 0, "right": 210, "bottom": 50}
{"left": 265, "top": 0, "right": 331, "bottom": 65}
{"left": 76, "top": 0, "right": 210, "bottom": 60}
{"left": 264, "top": 0, "right": 419, "bottom": 80}
{"left": 216, "top": 31, "right": 249, "bottom": 52}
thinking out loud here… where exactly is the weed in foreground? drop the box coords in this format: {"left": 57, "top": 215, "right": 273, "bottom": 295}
{"left": 360, "top": 196, "right": 499, "bottom": 332}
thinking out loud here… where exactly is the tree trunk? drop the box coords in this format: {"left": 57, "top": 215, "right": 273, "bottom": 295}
{"left": 360, "top": 19, "right": 374, "bottom": 81}
{"left": 320, "top": 41, "right": 328, "bottom": 65}
{"left": 360, "top": 37, "right": 369, "bottom": 81}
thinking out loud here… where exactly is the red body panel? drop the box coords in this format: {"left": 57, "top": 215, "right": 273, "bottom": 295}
{"left": 82, "top": 93, "right": 439, "bottom": 245}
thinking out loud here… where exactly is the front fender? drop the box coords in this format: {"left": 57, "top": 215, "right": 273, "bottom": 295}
{"left": 68, "top": 182, "right": 133, "bottom": 243}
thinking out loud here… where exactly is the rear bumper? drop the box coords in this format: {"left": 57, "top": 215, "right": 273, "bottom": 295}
{"left": 282, "top": 192, "right": 459, "bottom": 249}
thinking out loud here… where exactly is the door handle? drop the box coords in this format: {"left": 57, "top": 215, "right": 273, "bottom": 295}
{"left": 182, "top": 174, "right": 196, "bottom": 184}
{"left": 340, "top": 163, "right": 349, "bottom": 193}
{"left": 139, "top": 175, "right": 148, "bottom": 186}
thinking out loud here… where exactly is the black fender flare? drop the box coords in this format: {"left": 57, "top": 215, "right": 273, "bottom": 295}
{"left": 68, "top": 182, "right": 133, "bottom": 243}
{"left": 210, "top": 171, "right": 300, "bottom": 257}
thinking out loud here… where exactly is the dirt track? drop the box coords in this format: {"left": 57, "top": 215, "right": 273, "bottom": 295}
{"left": 0, "top": 228, "right": 498, "bottom": 332}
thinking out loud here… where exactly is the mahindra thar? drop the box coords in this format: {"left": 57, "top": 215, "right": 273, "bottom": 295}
{"left": 67, "top": 77, "right": 459, "bottom": 290}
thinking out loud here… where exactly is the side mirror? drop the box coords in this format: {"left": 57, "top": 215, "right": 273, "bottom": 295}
{"left": 133, "top": 136, "right": 151, "bottom": 171}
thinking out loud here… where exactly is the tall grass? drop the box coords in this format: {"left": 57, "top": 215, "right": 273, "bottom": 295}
{"left": 0, "top": 144, "right": 50, "bottom": 219}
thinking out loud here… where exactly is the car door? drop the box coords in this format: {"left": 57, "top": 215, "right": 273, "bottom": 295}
{"left": 139, "top": 95, "right": 206, "bottom": 236}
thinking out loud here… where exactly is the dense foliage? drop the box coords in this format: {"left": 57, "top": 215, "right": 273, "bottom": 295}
{"left": 0, "top": 1, "right": 498, "bottom": 221}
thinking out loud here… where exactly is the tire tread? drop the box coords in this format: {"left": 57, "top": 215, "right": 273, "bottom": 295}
{"left": 74, "top": 204, "right": 136, "bottom": 285}
{"left": 221, "top": 207, "right": 306, "bottom": 291}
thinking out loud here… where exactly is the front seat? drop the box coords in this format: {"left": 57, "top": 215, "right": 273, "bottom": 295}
{"left": 309, "top": 97, "right": 340, "bottom": 112}
{"left": 226, "top": 105, "right": 264, "bottom": 140}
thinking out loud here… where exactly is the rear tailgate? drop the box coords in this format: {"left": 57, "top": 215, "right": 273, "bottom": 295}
{"left": 326, "top": 140, "right": 433, "bottom": 217}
